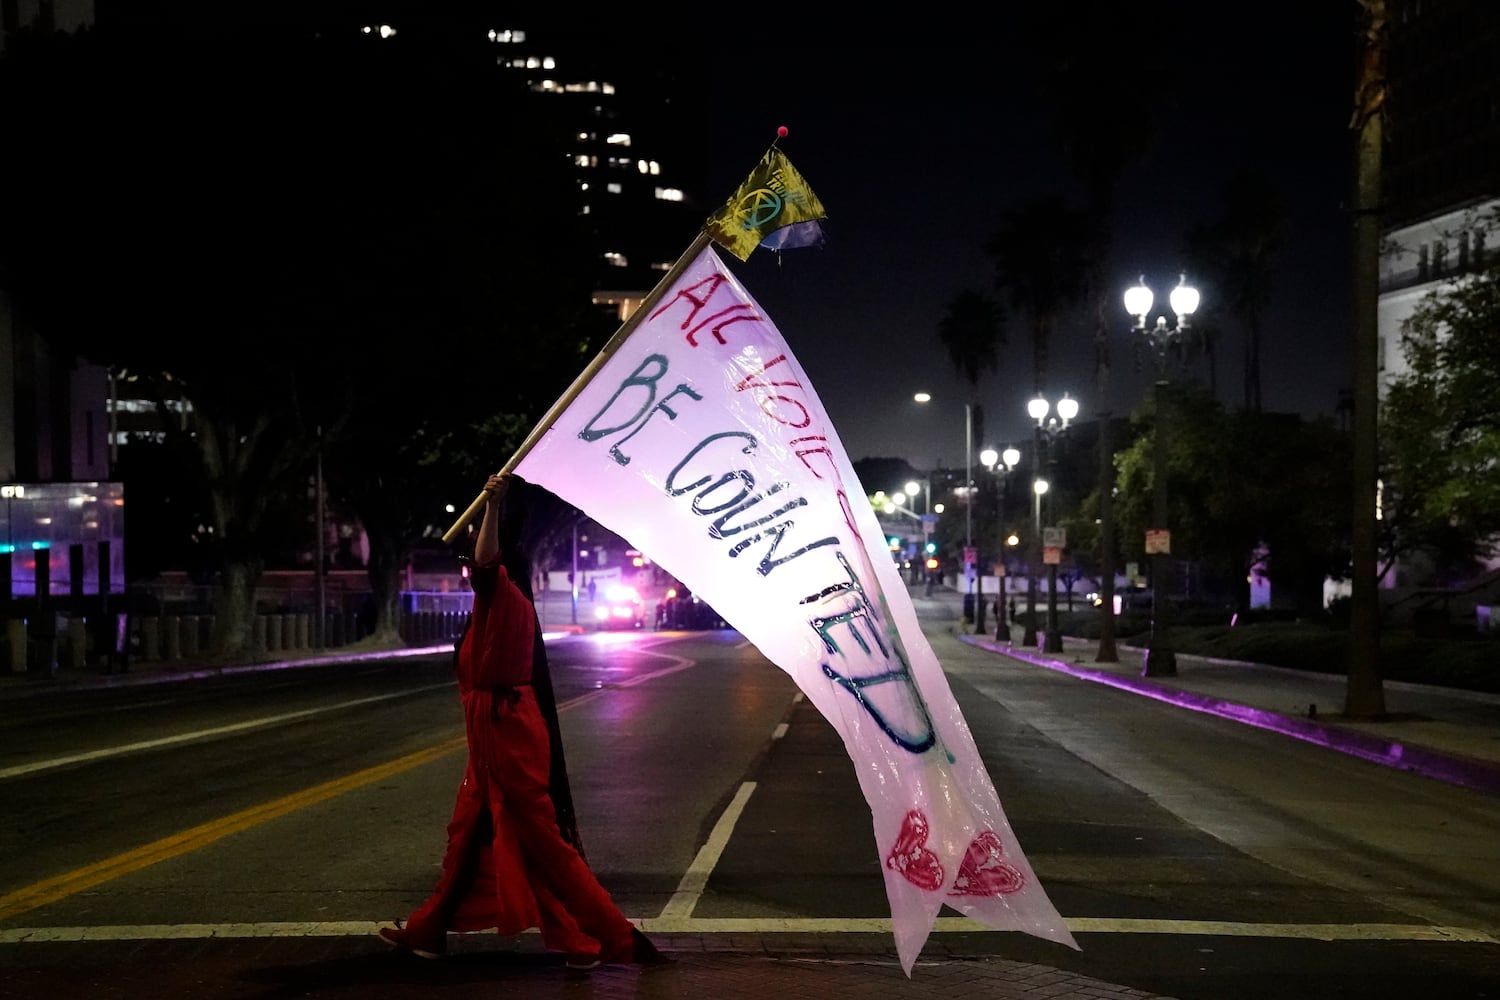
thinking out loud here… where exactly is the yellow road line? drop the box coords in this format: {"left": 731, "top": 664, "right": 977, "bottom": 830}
{"left": 0, "top": 735, "right": 467, "bottom": 923}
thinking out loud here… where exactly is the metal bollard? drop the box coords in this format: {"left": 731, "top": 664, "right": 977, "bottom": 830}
{"left": 142, "top": 617, "right": 160, "bottom": 661}
{"left": 181, "top": 615, "right": 200, "bottom": 658}
{"left": 164, "top": 616, "right": 182, "bottom": 661}
{"left": 65, "top": 616, "right": 87, "bottom": 669}
{"left": 5, "top": 619, "right": 25, "bottom": 674}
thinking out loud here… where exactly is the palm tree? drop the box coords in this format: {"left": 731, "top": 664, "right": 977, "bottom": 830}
{"left": 1183, "top": 168, "right": 1285, "bottom": 412}
{"left": 936, "top": 290, "right": 1006, "bottom": 390}
{"left": 1346, "top": 0, "right": 1388, "bottom": 719}
{"left": 937, "top": 289, "right": 1006, "bottom": 620}
{"left": 985, "top": 196, "right": 1091, "bottom": 397}
{"left": 984, "top": 195, "right": 1091, "bottom": 646}
{"left": 1022, "top": 3, "right": 1187, "bottom": 663}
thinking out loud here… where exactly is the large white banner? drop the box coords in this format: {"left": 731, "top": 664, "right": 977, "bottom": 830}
{"left": 514, "top": 243, "right": 1076, "bottom": 973}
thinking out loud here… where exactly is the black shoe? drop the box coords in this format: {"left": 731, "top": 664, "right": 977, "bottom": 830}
{"left": 630, "top": 927, "right": 672, "bottom": 966}
{"left": 378, "top": 922, "right": 445, "bottom": 960}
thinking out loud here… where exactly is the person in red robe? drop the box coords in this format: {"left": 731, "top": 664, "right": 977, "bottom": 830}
{"left": 379, "top": 472, "right": 663, "bottom": 972}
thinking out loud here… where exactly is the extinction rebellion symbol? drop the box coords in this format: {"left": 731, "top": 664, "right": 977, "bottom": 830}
{"left": 734, "top": 188, "right": 785, "bottom": 232}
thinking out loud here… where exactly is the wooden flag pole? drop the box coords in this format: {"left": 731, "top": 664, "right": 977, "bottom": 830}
{"left": 441, "top": 229, "right": 715, "bottom": 544}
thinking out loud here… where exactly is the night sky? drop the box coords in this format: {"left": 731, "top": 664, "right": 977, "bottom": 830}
{"left": 696, "top": 5, "right": 1360, "bottom": 471}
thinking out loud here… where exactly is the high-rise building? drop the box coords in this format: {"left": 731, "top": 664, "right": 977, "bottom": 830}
{"left": 482, "top": 25, "right": 708, "bottom": 320}
{"left": 1, "top": 13, "right": 709, "bottom": 599}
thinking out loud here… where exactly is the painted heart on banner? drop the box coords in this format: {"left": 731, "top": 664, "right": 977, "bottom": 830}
{"left": 949, "top": 830, "right": 1025, "bottom": 896}
{"left": 885, "top": 809, "right": 944, "bottom": 891}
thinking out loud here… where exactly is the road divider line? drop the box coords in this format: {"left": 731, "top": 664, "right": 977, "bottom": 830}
{"left": 0, "top": 736, "right": 468, "bottom": 923}
{"left": 2, "top": 917, "right": 1492, "bottom": 945}
{"left": 0, "top": 684, "right": 454, "bottom": 782}
{"left": 0, "top": 654, "right": 698, "bottom": 924}
{"left": 659, "top": 781, "right": 757, "bottom": 919}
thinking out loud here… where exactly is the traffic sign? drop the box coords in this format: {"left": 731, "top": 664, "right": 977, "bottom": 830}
{"left": 1145, "top": 529, "right": 1171, "bottom": 555}
{"left": 1043, "top": 546, "right": 1062, "bottom": 565}
{"left": 1043, "top": 526, "right": 1066, "bottom": 547}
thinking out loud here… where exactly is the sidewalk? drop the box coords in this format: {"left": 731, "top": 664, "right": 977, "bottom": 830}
{"left": 958, "top": 621, "right": 1500, "bottom": 797}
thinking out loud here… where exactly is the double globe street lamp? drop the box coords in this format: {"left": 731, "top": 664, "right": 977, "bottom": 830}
{"left": 1027, "top": 392, "right": 1078, "bottom": 653}
{"left": 1123, "top": 275, "right": 1200, "bottom": 677}
{"left": 979, "top": 444, "right": 1021, "bottom": 638}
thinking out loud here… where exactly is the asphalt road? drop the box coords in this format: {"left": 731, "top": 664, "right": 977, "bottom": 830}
{"left": 1, "top": 595, "right": 1497, "bottom": 999}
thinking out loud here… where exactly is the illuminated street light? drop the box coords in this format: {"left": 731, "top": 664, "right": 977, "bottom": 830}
{"left": 902, "top": 478, "right": 931, "bottom": 520}
{"left": 1124, "top": 274, "right": 1199, "bottom": 677}
{"left": 980, "top": 444, "right": 1021, "bottom": 639}
{"left": 1025, "top": 392, "right": 1077, "bottom": 652}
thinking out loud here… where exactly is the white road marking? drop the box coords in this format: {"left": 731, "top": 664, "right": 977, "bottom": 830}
{"left": 1, "top": 918, "right": 1491, "bottom": 944}
{"left": 1, "top": 637, "right": 691, "bottom": 780}
{"left": 658, "top": 781, "right": 758, "bottom": 919}
{"left": 0, "top": 684, "right": 453, "bottom": 781}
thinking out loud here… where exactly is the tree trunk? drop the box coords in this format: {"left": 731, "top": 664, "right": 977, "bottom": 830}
{"left": 367, "top": 535, "right": 407, "bottom": 642}
{"left": 210, "top": 557, "right": 260, "bottom": 657}
{"left": 1094, "top": 408, "right": 1119, "bottom": 662}
{"left": 1345, "top": 0, "right": 1387, "bottom": 719}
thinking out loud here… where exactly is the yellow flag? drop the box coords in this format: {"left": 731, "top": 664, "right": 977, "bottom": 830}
{"left": 704, "top": 147, "right": 828, "bottom": 261}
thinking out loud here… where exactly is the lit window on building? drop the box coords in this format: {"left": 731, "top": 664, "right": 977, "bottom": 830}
{"left": 606, "top": 133, "right": 631, "bottom": 146}
{"left": 487, "top": 29, "right": 525, "bottom": 43}
{"left": 603, "top": 252, "right": 629, "bottom": 268}
{"left": 606, "top": 182, "right": 622, "bottom": 194}
{"left": 655, "top": 187, "right": 684, "bottom": 202}
{"left": 573, "top": 154, "right": 597, "bottom": 168}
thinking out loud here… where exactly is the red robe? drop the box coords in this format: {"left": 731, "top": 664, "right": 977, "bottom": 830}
{"left": 400, "top": 561, "right": 636, "bottom": 962}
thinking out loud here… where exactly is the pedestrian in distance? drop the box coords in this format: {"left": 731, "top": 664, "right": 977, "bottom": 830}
{"left": 379, "top": 472, "right": 665, "bottom": 973}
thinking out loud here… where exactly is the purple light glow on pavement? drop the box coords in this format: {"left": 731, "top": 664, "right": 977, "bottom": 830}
{"left": 969, "top": 638, "right": 1500, "bottom": 797}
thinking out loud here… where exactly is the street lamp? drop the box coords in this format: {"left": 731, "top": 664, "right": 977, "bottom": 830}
{"left": 980, "top": 444, "right": 1021, "bottom": 639}
{"left": 1028, "top": 392, "right": 1078, "bottom": 653}
{"left": 1124, "top": 274, "right": 1199, "bottom": 677}
{"left": 904, "top": 479, "right": 927, "bottom": 516}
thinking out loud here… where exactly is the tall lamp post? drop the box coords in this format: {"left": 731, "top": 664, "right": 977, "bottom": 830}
{"left": 1029, "top": 392, "right": 1078, "bottom": 653}
{"left": 1123, "top": 274, "right": 1199, "bottom": 677}
{"left": 1023, "top": 477, "right": 1048, "bottom": 646}
{"left": 980, "top": 445, "right": 1021, "bottom": 640}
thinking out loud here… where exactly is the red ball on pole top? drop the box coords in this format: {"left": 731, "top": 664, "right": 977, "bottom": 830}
{"left": 777, "top": 126, "right": 788, "bottom": 138}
